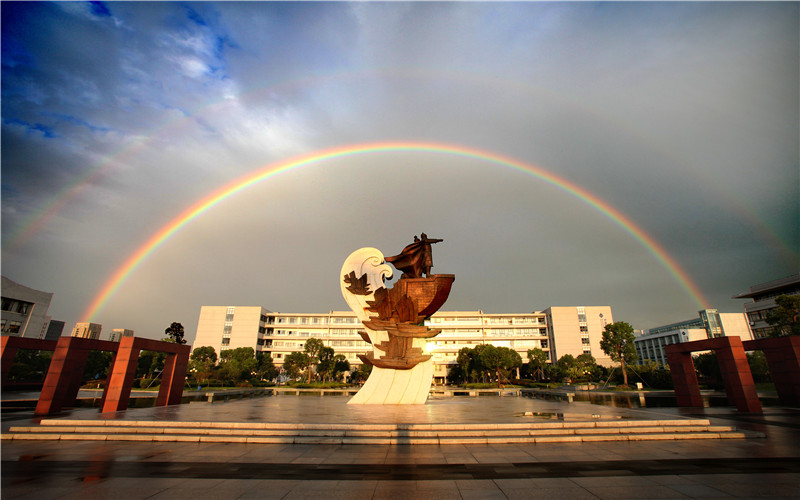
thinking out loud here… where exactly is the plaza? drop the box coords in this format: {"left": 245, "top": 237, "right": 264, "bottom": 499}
{"left": 2, "top": 393, "right": 799, "bottom": 499}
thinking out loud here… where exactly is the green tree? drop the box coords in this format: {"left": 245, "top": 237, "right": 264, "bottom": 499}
{"left": 189, "top": 346, "right": 217, "bottom": 384}
{"left": 219, "top": 347, "right": 257, "bottom": 382}
{"left": 137, "top": 350, "right": 165, "bottom": 378}
{"left": 255, "top": 352, "right": 278, "bottom": 382}
{"left": 479, "top": 345, "right": 522, "bottom": 387}
{"left": 164, "top": 322, "right": 187, "bottom": 344}
{"left": 333, "top": 354, "right": 350, "bottom": 381}
{"left": 317, "top": 346, "right": 337, "bottom": 382}
{"left": 556, "top": 354, "right": 579, "bottom": 382}
{"left": 282, "top": 352, "right": 307, "bottom": 381}
{"left": 765, "top": 295, "right": 800, "bottom": 337}
{"left": 693, "top": 352, "right": 722, "bottom": 389}
{"left": 747, "top": 351, "right": 771, "bottom": 383}
{"left": 600, "top": 321, "right": 638, "bottom": 386}
{"left": 303, "top": 338, "right": 325, "bottom": 383}
{"left": 348, "top": 363, "right": 372, "bottom": 384}
{"left": 454, "top": 347, "right": 473, "bottom": 384}
{"left": 8, "top": 349, "right": 52, "bottom": 383}
{"left": 527, "top": 348, "right": 548, "bottom": 381}
{"left": 576, "top": 353, "right": 600, "bottom": 382}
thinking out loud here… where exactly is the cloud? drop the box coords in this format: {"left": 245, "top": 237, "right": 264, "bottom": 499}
{"left": 1, "top": 2, "right": 797, "bottom": 340}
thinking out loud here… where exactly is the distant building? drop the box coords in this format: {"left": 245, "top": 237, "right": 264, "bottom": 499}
{"left": 109, "top": 328, "right": 134, "bottom": 342}
{"left": 733, "top": 273, "right": 800, "bottom": 338}
{"left": 194, "top": 305, "right": 614, "bottom": 384}
{"left": 43, "top": 319, "right": 65, "bottom": 341}
{"left": 71, "top": 322, "right": 102, "bottom": 340}
{"left": 1, "top": 275, "right": 54, "bottom": 339}
{"left": 634, "top": 309, "right": 752, "bottom": 366}
{"left": 544, "top": 306, "right": 613, "bottom": 366}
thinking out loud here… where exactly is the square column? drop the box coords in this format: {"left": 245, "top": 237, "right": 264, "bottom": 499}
{"left": 102, "top": 336, "right": 140, "bottom": 413}
{"left": 714, "top": 337, "right": 761, "bottom": 413}
{"left": 36, "top": 337, "right": 91, "bottom": 415}
{"left": 157, "top": 345, "right": 190, "bottom": 406}
{"left": 746, "top": 337, "right": 800, "bottom": 406}
{"left": 666, "top": 347, "right": 703, "bottom": 407}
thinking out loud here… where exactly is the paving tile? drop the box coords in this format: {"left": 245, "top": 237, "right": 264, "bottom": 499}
{"left": 579, "top": 485, "right": 690, "bottom": 499}
{"left": 517, "top": 488, "right": 603, "bottom": 499}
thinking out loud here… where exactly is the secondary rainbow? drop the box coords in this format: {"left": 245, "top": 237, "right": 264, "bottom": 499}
{"left": 82, "top": 141, "right": 711, "bottom": 321}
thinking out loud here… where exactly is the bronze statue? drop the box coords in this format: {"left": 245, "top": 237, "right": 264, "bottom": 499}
{"left": 385, "top": 233, "right": 443, "bottom": 278}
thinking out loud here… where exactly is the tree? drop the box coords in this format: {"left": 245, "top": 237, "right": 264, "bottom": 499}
{"left": 479, "top": 345, "right": 522, "bottom": 387}
{"left": 348, "top": 363, "right": 372, "bottom": 384}
{"left": 556, "top": 354, "right": 580, "bottom": 382}
{"left": 527, "top": 348, "right": 548, "bottom": 381}
{"left": 454, "top": 347, "right": 474, "bottom": 384}
{"left": 333, "top": 354, "right": 350, "bottom": 381}
{"left": 255, "top": 352, "right": 278, "bottom": 382}
{"left": 765, "top": 295, "right": 800, "bottom": 337}
{"left": 317, "top": 346, "right": 336, "bottom": 382}
{"left": 282, "top": 352, "right": 307, "bottom": 381}
{"left": 164, "top": 322, "right": 187, "bottom": 344}
{"left": 600, "top": 321, "right": 638, "bottom": 386}
{"left": 137, "top": 350, "right": 164, "bottom": 378}
{"left": 303, "top": 338, "right": 325, "bottom": 383}
{"left": 8, "top": 349, "right": 52, "bottom": 383}
{"left": 219, "top": 347, "right": 257, "bottom": 382}
{"left": 189, "top": 346, "right": 217, "bottom": 384}
{"left": 576, "top": 353, "right": 600, "bottom": 382}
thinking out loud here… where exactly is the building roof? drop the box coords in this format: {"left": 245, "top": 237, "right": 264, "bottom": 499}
{"left": 732, "top": 273, "right": 800, "bottom": 300}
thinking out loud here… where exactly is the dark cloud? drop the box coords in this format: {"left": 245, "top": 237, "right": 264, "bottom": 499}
{"left": 2, "top": 2, "right": 797, "bottom": 341}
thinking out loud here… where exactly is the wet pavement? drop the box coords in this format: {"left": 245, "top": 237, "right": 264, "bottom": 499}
{"left": 2, "top": 394, "right": 799, "bottom": 499}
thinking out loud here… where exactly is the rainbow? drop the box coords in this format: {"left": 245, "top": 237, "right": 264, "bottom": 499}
{"left": 82, "top": 141, "right": 711, "bottom": 320}
{"left": 9, "top": 68, "right": 797, "bottom": 266}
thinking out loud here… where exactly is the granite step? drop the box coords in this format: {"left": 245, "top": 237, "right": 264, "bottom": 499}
{"left": 3, "top": 418, "right": 763, "bottom": 444}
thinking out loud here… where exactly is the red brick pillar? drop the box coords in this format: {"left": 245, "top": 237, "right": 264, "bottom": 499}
{"left": 715, "top": 337, "right": 761, "bottom": 413}
{"left": 1, "top": 336, "right": 19, "bottom": 387}
{"left": 157, "top": 345, "right": 190, "bottom": 407}
{"left": 102, "top": 336, "right": 140, "bottom": 413}
{"left": 35, "top": 337, "right": 91, "bottom": 415}
{"left": 746, "top": 337, "right": 800, "bottom": 406}
{"left": 666, "top": 346, "right": 703, "bottom": 407}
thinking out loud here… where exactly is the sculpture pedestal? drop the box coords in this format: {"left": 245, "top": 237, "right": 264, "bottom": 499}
{"left": 340, "top": 247, "right": 453, "bottom": 405}
{"left": 348, "top": 361, "right": 434, "bottom": 405}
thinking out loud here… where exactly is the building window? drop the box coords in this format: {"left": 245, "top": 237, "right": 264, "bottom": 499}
{"left": 226, "top": 307, "right": 235, "bottom": 315}
{"left": 221, "top": 338, "right": 230, "bottom": 345}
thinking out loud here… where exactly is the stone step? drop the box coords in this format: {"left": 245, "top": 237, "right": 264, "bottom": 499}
{"left": 2, "top": 418, "right": 764, "bottom": 444}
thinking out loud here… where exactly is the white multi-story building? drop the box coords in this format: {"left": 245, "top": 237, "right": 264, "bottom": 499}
{"left": 193, "top": 305, "right": 613, "bottom": 383}
{"left": 634, "top": 309, "right": 752, "bottom": 366}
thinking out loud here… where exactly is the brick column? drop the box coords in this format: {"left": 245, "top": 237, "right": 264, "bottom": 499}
{"left": 35, "top": 337, "right": 91, "bottom": 415}
{"left": 1, "top": 336, "right": 19, "bottom": 387}
{"left": 715, "top": 337, "right": 761, "bottom": 413}
{"left": 102, "top": 336, "right": 140, "bottom": 413}
{"left": 157, "top": 344, "right": 190, "bottom": 407}
{"left": 746, "top": 336, "right": 800, "bottom": 406}
{"left": 666, "top": 347, "right": 703, "bottom": 407}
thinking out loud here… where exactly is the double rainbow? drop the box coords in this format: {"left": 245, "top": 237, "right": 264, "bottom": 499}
{"left": 82, "top": 141, "right": 710, "bottom": 320}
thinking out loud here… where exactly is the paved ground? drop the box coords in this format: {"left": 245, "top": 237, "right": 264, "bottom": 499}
{"left": 2, "top": 395, "right": 799, "bottom": 499}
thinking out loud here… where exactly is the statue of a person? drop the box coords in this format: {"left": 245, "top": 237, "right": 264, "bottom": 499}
{"left": 386, "top": 234, "right": 442, "bottom": 278}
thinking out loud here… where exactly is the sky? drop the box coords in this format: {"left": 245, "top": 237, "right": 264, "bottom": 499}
{"left": 2, "top": 1, "right": 798, "bottom": 344}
